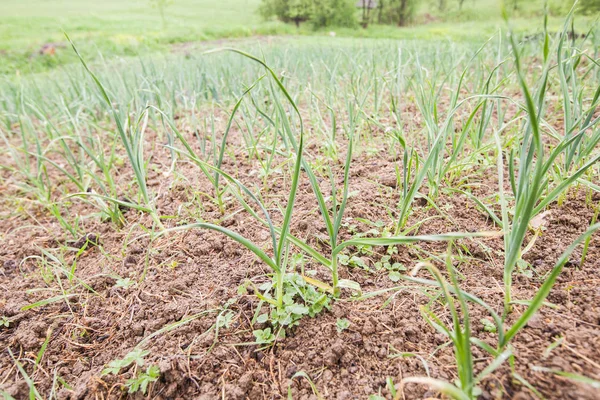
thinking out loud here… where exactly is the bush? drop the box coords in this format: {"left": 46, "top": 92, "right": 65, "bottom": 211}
{"left": 260, "top": 0, "right": 313, "bottom": 27}
{"left": 260, "top": 0, "right": 358, "bottom": 28}
{"left": 311, "top": 0, "right": 358, "bottom": 28}
{"left": 578, "top": 0, "right": 600, "bottom": 15}
{"left": 552, "top": 0, "right": 600, "bottom": 16}
{"left": 376, "top": 0, "right": 418, "bottom": 26}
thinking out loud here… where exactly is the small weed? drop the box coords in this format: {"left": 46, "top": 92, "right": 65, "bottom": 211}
{"left": 102, "top": 349, "right": 150, "bottom": 376}
{"left": 336, "top": 318, "right": 350, "bottom": 333}
{"left": 338, "top": 254, "right": 369, "bottom": 271}
{"left": 125, "top": 365, "right": 160, "bottom": 394}
{"left": 115, "top": 277, "right": 136, "bottom": 290}
{"left": 216, "top": 310, "right": 235, "bottom": 329}
{"left": 253, "top": 328, "right": 276, "bottom": 344}
{"left": 480, "top": 318, "right": 497, "bottom": 333}
{"left": 250, "top": 273, "right": 332, "bottom": 343}
{"left": 516, "top": 259, "right": 533, "bottom": 278}
{"left": 374, "top": 255, "right": 407, "bottom": 282}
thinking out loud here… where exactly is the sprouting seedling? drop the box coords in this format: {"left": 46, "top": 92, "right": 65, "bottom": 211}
{"left": 10, "top": 98, "right": 128, "bottom": 229}
{"left": 7, "top": 348, "right": 42, "bottom": 400}
{"left": 177, "top": 136, "right": 502, "bottom": 301}
{"left": 260, "top": 86, "right": 500, "bottom": 296}
{"left": 217, "top": 61, "right": 358, "bottom": 297}
{"left": 497, "top": 222, "right": 600, "bottom": 349}
{"left": 498, "top": 7, "right": 600, "bottom": 315}
{"left": 115, "top": 277, "right": 137, "bottom": 290}
{"left": 253, "top": 328, "right": 276, "bottom": 345}
{"left": 291, "top": 121, "right": 355, "bottom": 297}
{"left": 102, "top": 348, "right": 150, "bottom": 376}
{"left": 291, "top": 371, "right": 323, "bottom": 400}
{"left": 64, "top": 33, "right": 164, "bottom": 231}
{"left": 154, "top": 76, "right": 265, "bottom": 215}
{"left": 389, "top": 223, "right": 600, "bottom": 400}
{"left": 158, "top": 48, "right": 307, "bottom": 331}
{"left": 399, "top": 246, "right": 511, "bottom": 400}
{"left": 336, "top": 318, "right": 350, "bottom": 333}
{"left": 410, "top": 35, "right": 499, "bottom": 199}
{"left": 480, "top": 318, "right": 496, "bottom": 333}
{"left": 390, "top": 77, "right": 517, "bottom": 235}
{"left": 125, "top": 365, "right": 160, "bottom": 394}
{"left": 323, "top": 231, "right": 501, "bottom": 296}
{"left": 580, "top": 204, "right": 599, "bottom": 268}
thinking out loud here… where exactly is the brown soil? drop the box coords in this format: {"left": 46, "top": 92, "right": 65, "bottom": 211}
{"left": 1, "top": 108, "right": 599, "bottom": 400}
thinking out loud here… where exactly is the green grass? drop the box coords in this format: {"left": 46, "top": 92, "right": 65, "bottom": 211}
{"left": 0, "top": 0, "right": 290, "bottom": 74}
{"left": 1, "top": 0, "right": 265, "bottom": 43}
{"left": 1, "top": 0, "right": 597, "bottom": 75}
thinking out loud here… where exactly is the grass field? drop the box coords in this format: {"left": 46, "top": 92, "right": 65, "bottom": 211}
{"left": 0, "top": 0, "right": 280, "bottom": 74}
{"left": 1, "top": 1, "right": 600, "bottom": 399}
{"left": 1, "top": 0, "right": 596, "bottom": 74}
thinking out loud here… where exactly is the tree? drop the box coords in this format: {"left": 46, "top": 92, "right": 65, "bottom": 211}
{"left": 579, "top": 0, "right": 600, "bottom": 15}
{"left": 260, "top": 0, "right": 357, "bottom": 28}
{"left": 311, "top": 0, "right": 358, "bottom": 28}
{"left": 288, "top": 0, "right": 314, "bottom": 27}
{"left": 377, "top": 0, "right": 383, "bottom": 23}
{"left": 398, "top": 0, "right": 417, "bottom": 26}
{"left": 149, "top": 0, "right": 173, "bottom": 29}
{"left": 377, "top": 0, "right": 416, "bottom": 26}
{"left": 260, "top": 0, "right": 312, "bottom": 27}
{"left": 359, "top": 0, "right": 376, "bottom": 28}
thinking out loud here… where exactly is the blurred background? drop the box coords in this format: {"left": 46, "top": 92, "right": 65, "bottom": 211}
{"left": 0, "top": 0, "right": 598, "bottom": 75}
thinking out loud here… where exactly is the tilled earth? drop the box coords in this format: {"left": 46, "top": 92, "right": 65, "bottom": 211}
{"left": 1, "top": 112, "right": 599, "bottom": 399}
